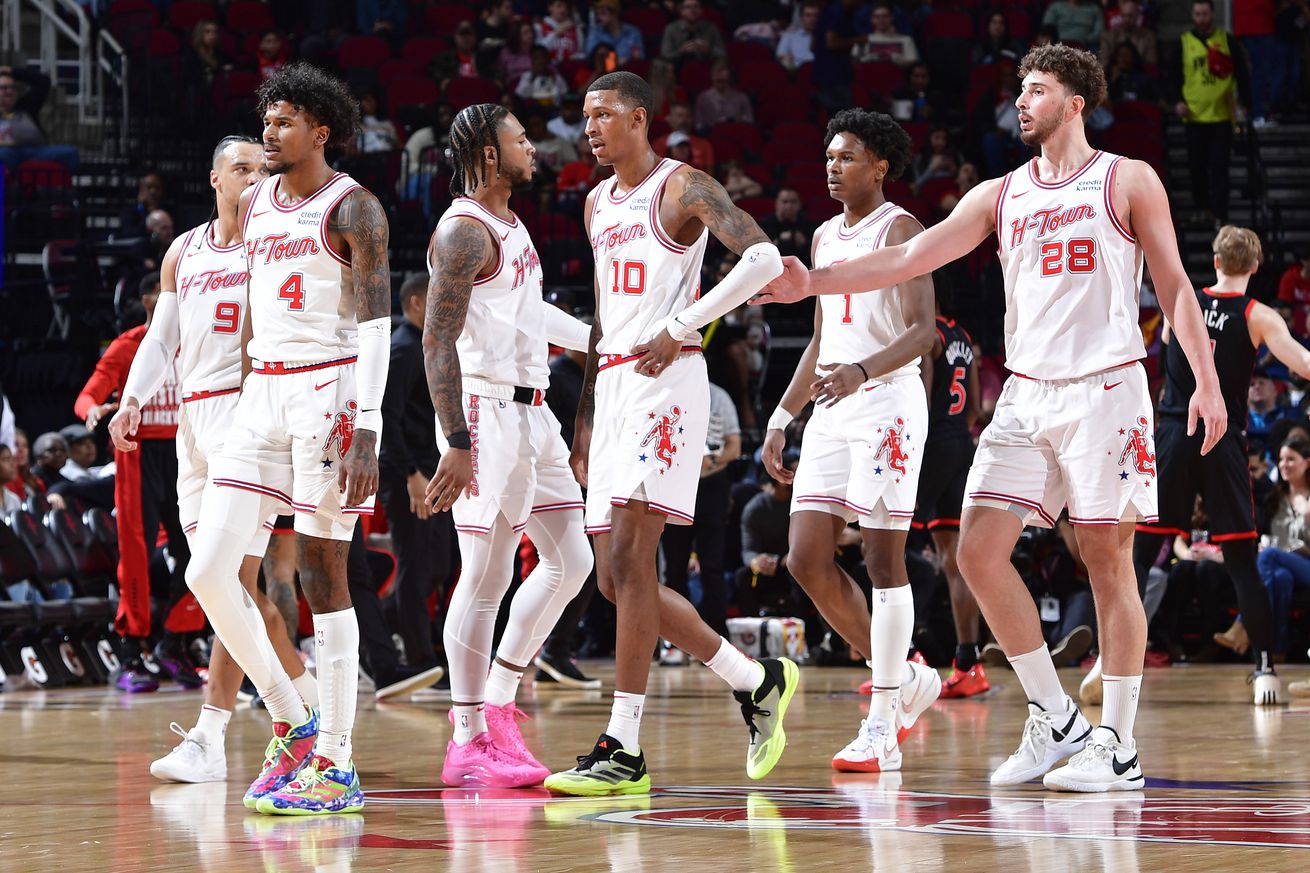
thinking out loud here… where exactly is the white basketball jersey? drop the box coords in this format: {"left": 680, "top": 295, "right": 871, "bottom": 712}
{"left": 996, "top": 151, "right": 1145, "bottom": 380}
{"left": 813, "top": 201, "right": 921, "bottom": 381}
{"left": 432, "top": 197, "right": 550, "bottom": 389}
{"left": 243, "top": 172, "right": 362, "bottom": 363}
{"left": 589, "top": 158, "right": 708, "bottom": 355}
{"left": 174, "top": 221, "right": 247, "bottom": 394}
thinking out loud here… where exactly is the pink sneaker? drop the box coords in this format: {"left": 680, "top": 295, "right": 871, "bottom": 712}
{"left": 442, "top": 733, "right": 547, "bottom": 788}
{"left": 485, "top": 703, "right": 551, "bottom": 781}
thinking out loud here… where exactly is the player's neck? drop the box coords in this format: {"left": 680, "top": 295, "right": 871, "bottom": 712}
{"left": 841, "top": 189, "right": 887, "bottom": 225}
{"left": 275, "top": 158, "right": 335, "bottom": 203}
{"left": 612, "top": 148, "right": 660, "bottom": 192}
{"left": 1036, "top": 126, "right": 1095, "bottom": 182}
{"left": 1210, "top": 272, "right": 1250, "bottom": 295}
{"left": 466, "top": 184, "right": 513, "bottom": 221}
{"left": 211, "top": 205, "right": 240, "bottom": 248}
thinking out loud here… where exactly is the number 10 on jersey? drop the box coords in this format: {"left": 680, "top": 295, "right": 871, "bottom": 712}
{"left": 609, "top": 259, "right": 646, "bottom": 296}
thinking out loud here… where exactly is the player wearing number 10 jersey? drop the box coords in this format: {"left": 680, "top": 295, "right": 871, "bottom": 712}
{"left": 757, "top": 46, "right": 1227, "bottom": 793}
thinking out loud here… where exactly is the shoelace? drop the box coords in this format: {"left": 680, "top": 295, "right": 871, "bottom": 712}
{"left": 1068, "top": 740, "right": 1113, "bottom": 771}
{"left": 848, "top": 718, "right": 890, "bottom": 753}
{"left": 286, "top": 759, "right": 333, "bottom": 793}
{"left": 1013, "top": 714, "right": 1054, "bottom": 762}
{"left": 261, "top": 730, "right": 302, "bottom": 769}
{"left": 168, "top": 722, "right": 206, "bottom": 756}
{"left": 738, "top": 700, "right": 772, "bottom": 744}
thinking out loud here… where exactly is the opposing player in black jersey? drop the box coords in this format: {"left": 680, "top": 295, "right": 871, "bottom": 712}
{"left": 1125, "top": 226, "right": 1310, "bottom": 706}
{"left": 914, "top": 291, "right": 988, "bottom": 697}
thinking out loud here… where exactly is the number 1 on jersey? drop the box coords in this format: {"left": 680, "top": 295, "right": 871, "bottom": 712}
{"left": 279, "top": 273, "right": 305, "bottom": 311}
{"left": 841, "top": 294, "right": 853, "bottom": 324}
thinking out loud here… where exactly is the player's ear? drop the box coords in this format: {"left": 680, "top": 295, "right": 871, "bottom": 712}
{"left": 210, "top": 169, "right": 221, "bottom": 192}
{"left": 631, "top": 105, "right": 647, "bottom": 132}
{"left": 1069, "top": 93, "right": 1085, "bottom": 121}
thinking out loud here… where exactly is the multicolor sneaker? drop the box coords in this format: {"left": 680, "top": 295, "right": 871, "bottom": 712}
{"left": 255, "top": 754, "right": 364, "bottom": 815}
{"left": 114, "top": 657, "right": 159, "bottom": 693}
{"left": 243, "top": 708, "right": 318, "bottom": 809}
{"left": 153, "top": 640, "right": 204, "bottom": 689}
{"left": 442, "top": 733, "right": 547, "bottom": 788}
{"left": 544, "top": 733, "right": 651, "bottom": 796}
{"left": 485, "top": 703, "right": 551, "bottom": 781}
{"left": 735, "top": 657, "right": 799, "bottom": 780}
{"left": 940, "top": 662, "right": 991, "bottom": 699}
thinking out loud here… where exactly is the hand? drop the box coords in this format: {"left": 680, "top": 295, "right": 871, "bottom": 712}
{"left": 631, "top": 328, "right": 681, "bottom": 378}
{"left": 751, "top": 256, "right": 811, "bottom": 305}
{"left": 425, "top": 448, "right": 472, "bottom": 513}
{"left": 86, "top": 401, "right": 118, "bottom": 431}
{"left": 1174, "top": 101, "right": 1189, "bottom": 118}
{"left": 761, "top": 427, "right": 793, "bottom": 484}
{"left": 107, "top": 401, "right": 140, "bottom": 452}
{"left": 407, "top": 470, "right": 433, "bottom": 520}
{"left": 339, "top": 431, "right": 379, "bottom": 508}
{"left": 811, "top": 362, "right": 865, "bottom": 407}
{"left": 570, "top": 421, "right": 592, "bottom": 488}
{"left": 47, "top": 492, "right": 66, "bottom": 511}
{"left": 1188, "top": 384, "right": 1227, "bottom": 456}
{"left": 751, "top": 554, "right": 779, "bottom": 576}
{"left": 700, "top": 452, "right": 718, "bottom": 478}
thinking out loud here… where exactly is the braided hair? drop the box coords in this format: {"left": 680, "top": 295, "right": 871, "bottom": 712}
{"left": 447, "top": 103, "right": 509, "bottom": 197}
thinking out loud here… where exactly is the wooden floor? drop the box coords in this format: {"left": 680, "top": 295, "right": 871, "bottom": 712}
{"left": 4, "top": 662, "right": 1310, "bottom": 872}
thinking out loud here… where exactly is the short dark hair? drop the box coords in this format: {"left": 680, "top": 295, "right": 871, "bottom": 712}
{"left": 138, "top": 271, "right": 162, "bottom": 296}
{"left": 211, "top": 133, "right": 259, "bottom": 166}
{"left": 256, "top": 62, "right": 360, "bottom": 149}
{"left": 1019, "top": 44, "right": 1108, "bottom": 117}
{"left": 824, "top": 108, "right": 912, "bottom": 181}
{"left": 399, "top": 273, "right": 427, "bottom": 306}
{"left": 587, "top": 71, "right": 654, "bottom": 123}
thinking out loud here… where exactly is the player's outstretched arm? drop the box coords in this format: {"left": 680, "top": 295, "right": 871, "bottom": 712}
{"left": 421, "top": 217, "right": 494, "bottom": 512}
{"left": 334, "top": 187, "right": 392, "bottom": 505}
{"left": 755, "top": 178, "right": 1002, "bottom": 305}
{"left": 1121, "top": 160, "right": 1226, "bottom": 454}
{"left": 1250, "top": 301, "right": 1310, "bottom": 380}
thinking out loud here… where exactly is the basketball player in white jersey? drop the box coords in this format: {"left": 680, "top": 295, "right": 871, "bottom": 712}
{"left": 762, "top": 109, "right": 940, "bottom": 774}
{"left": 757, "top": 45, "right": 1226, "bottom": 792}
{"left": 422, "top": 104, "right": 594, "bottom": 788}
{"left": 182, "top": 64, "right": 392, "bottom": 815}
{"left": 546, "top": 72, "right": 793, "bottom": 796}
{"left": 107, "top": 135, "right": 318, "bottom": 783}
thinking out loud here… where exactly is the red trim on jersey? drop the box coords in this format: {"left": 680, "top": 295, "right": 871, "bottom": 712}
{"left": 1104, "top": 156, "right": 1135, "bottom": 243}
{"left": 319, "top": 183, "right": 363, "bottom": 266}
{"left": 1026, "top": 150, "right": 1101, "bottom": 190}
{"left": 267, "top": 172, "right": 346, "bottom": 213}
{"left": 213, "top": 477, "right": 293, "bottom": 506}
{"left": 994, "top": 170, "right": 1014, "bottom": 244}
{"left": 649, "top": 169, "right": 689, "bottom": 254}
{"left": 585, "top": 524, "right": 612, "bottom": 534}
{"left": 612, "top": 496, "right": 694, "bottom": 523}
{"left": 204, "top": 220, "right": 243, "bottom": 253}
{"left": 1244, "top": 297, "right": 1258, "bottom": 320}
{"left": 968, "top": 490, "right": 1056, "bottom": 526}
{"left": 174, "top": 227, "right": 197, "bottom": 293}
{"left": 872, "top": 207, "right": 914, "bottom": 250}
{"left": 835, "top": 201, "right": 897, "bottom": 241}
{"left": 182, "top": 386, "right": 241, "bottom": 403}
{"left": 253, "top": 355, "right": 357, "bottom": 375}
{"left": 607, "top": 158, "right": 667, "bottom": 204}
{"left": 926, "top": 517, "right": 961, "bottom": 530}
{"left": 1011, "top": 358, "right": 1142, "bottom": 382}
{"left": 531, "top": 501, "right": 585, "bottom": 514}
{"left": 1211, "top": 530, "right": 1259, "bottom": 542}
{"left": 454, "top": 196, "right": 520, "bottom": 228}
{"left": 455, "top": 523, "right": 494, "bottom": 534}
{"left": 597, "top": 346, "right": 702, "bottom": 372}
{"left": 241, "top": 177, "right": 269, "bottom": 240}
{"left": 795, "top": 494, "right": 873, "bottom": 515}
{"left": 1202, "top": 286, "right": 1246, "bottom": 298}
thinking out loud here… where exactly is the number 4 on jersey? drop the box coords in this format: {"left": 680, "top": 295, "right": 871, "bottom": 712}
{"left": 279, "top": 273, "right": 305, "bottom": 311}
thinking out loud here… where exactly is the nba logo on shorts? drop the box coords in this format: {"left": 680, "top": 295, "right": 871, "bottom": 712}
{"left": 1118, "top": 416, "right": 1155, "bottom": 477}
{"left": 874, "top": 417, "right": 910, "bottom": 476}
{"left": 324, "top": 400, "right": 358, "bottom": 459}
{"left": 641, "top": 405, "right": 683, "bottom": 469}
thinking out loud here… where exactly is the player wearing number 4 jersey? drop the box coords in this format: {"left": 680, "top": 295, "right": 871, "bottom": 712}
{"left": 183, "top": 64, "right": 393, "bottom": 816}
{"left": 758, "top": 46, "right": 1227, "bottom": 793}
{"left": 763, "top": 109, "right": 940, "bottom": 775}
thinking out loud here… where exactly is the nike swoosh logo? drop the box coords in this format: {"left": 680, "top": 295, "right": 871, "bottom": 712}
{"left": 1111, "top": 753, "right": 1139, "bottom": 776}
{"left": 251, "top": 209, "right": 270, "bottom": 218}
{"left": 499, "top": 231, "right": 510, "bottom": 241}
{"left": 314, "top": 379, "right": 338, "bottom": 391}
{"left": 1051, "top": 712, "right": 1079, "bottom": 742}
{"left": 1104, "top": 381, "right": 1122, "bottom": 391}
{"left": 1010, "top": 190, "right": 1029, "bottom": 199}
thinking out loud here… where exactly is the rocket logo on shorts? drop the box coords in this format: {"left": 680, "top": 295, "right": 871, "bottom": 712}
{"left": 873, "top": 417, "right": 910, "bottom": 476}
{"left": 1118, "top": 416, "right": 1155, "bottom": 477}
{"left": 324, "top": 400, "right": 358, "bottom": 460}
{"left": 641, "top": 405, "right": 683, "bottom": 470}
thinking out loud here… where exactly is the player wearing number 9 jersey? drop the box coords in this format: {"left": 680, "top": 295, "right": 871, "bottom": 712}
{"left": 756, "top": 46, "right": 1227, "bottom": 793}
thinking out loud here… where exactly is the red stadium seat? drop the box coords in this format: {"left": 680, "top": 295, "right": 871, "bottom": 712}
{"left": 425, "top": 5, "right": 473, "bottom": 35}
{"left": 853, "top": 61, "right": 904, "bottom": 98}
{"left": 923, "top": 11, "right": 974, "bottom": 40}
{"left": 106, "top": 0, "right": 157, "bottom": 38}
{"left": 337, "top": 35, "right": 392, "bottom": 70}
{"left": 388, "top": 76, "right": 441, "bottom": 109}
{"left": 213, "top": 69, "right": 260, "bottom": 111}
{"left": 1004, "top": 9, "right": 1032, "bottom": 41}
{"left": 625, "top": 58, "right": 651, "bottom": 79}
{"left": 623, "top": 8, "right": 669, "bottom": 34}
{"left": 902, "top": 121, "right": 929, "bottom": 150}
{"left": 444, "top": 77, "right": 502, "bottom": 110}
{"left": 918, "top": 176, "right": 958, "bottom": 207}
{"left": 781, "top": 172, "right": 828, "bottom": 203}
{"left": 377, "top": 59, "right": 425, "bottom": 88}
{"left": 1113, "top": 100, "right": 1163, "bottom": 128}
{"left": 167, "top": 0, "right": 214, "bottom": 32}
{"left": 146, "top": 29, "right": 182, "bottom": 57}
{"left": 727, "top": 41, "right": 776, "bottom": 67}
{"left": 737, "top": 60, "right": 790, "bottom": 95}
{"left": 711, "top": 121, "right": 762, "bottom": 159}
{"left": 225, "top": 0, "right": 275, "bottom": 33}
{"left": 794, "top": 62, "right": 814, "bottom": 89}
{"left": 772, "top": 121, "right": 824, "bottom": 149}
{"left": 734, "top": 196, "right": 776, "bottom": 221}
{"left": 679, "top": 59, "right": 712, "bottom": 94}
{"left": 762, "top": 139, "right": 814, "bottom": 166}
{"left": 401, "top": 36, "right": 450, "bottom": 66}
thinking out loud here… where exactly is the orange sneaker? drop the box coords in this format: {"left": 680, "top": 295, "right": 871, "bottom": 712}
{"left": 939, "top": 662, "right": 991, "bottom": 699}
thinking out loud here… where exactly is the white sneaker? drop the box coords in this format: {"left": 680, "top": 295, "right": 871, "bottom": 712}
{"left": 832, "top": 716, "right": 901, "bottom": 773}
{"left": 150, "top": 723, "right": 227, "bottom": 783}
{"left": 1079, "top": 656, "right": 1102, "bottom": 706}
{"left": 990, "top": 698, "right": 1092, "bottom": 786}
{"left": 895, "top": 660, "right": 942, "bottom": 742}
{"left": 1252, "top": 669, "right": 1286, "bottom": 706}
{"left": 1043, "top": 726, "right": 1144, "bottom": 792}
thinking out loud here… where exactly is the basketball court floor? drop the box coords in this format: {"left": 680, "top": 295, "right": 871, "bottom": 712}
{"left": 4, "top": 663, "right": 1308, "bottom": 871}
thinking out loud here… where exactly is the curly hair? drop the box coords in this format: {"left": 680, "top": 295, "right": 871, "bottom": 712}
{"left": 255, "top": 62, "right": 361, "bottom": 149}
{"left": 1018, "top": 44, "right": 1108, "bottom": 117}
{"left": 823, "top": 109, "right": 912, "bottom": 181}
{"left": 447, "top": 103, "right": 509, "bottom": 197}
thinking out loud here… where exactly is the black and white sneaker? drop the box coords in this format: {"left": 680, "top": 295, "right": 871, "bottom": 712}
{"left": 1043, "top": 726, "right": 1145, "bottom": 792}
{"left": 990, "top": 697, "right": 1092, "bottom": 786}
{"left": 533, "top": 654, "right": 602, "bottom": 689}
{"left": 544, "top": 734, "right": 651, "bottom": 796}
{"left": 374, "top": 664, "right": 445, "bottom": 701}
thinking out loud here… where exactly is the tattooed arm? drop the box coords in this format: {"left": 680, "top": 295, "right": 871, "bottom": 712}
{"left": 421, "top": 216, "right": 496, "bottom": 512}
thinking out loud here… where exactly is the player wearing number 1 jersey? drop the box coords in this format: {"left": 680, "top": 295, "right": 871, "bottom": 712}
{"left": 757, "top": 46, "right": 1227, "bottom": 793}
{"left": 182, "top": 64, "right": 392, "bottom": 816}
{"left": 108, "top": 136, "right": 317, "bottom": 784}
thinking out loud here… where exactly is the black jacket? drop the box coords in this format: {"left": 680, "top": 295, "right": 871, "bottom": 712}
{"left": 378, "top": 320, "right": 440, "bottom": 482}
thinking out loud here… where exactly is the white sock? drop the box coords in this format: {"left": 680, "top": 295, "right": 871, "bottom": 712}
{"left": 1100, "top": 674, "right": 1142, "bottom": 743}
{"left": 1007, "top": 645, "right": 1067, "bottom": 712}
{"left": 194, "top": 704, "right": 231, "bottom": 746}
{"left": 485, "top": 662, "right": 524, "bottom": 708}
{"left": 312, "top": 608, "right": 360, "bottom": 768}
{"left": 704, "top": 637, "right": 766, "bottom": 692}
{"left": 869, "top": 585, "right": 914, "bottom": 722}
{"left": 452, "top": 703, "right": 487, "bottom": 744}
{"left": 262, "top": 672, "right": 308, "bottom": 727}
{"left": 292, "top": 668, "right": 319, "bottom": 709}
{"left": 605, "top": 691, "right": 645, "bottom": 751}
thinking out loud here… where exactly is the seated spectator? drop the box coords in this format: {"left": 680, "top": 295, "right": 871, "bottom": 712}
{"left": 853, "top": 3, "right": 918, "bottom": 67}
{"left": 355, "top": 88, "right": 398, "bottom": 154}
{"left": 477, "top": 0, "right": 517, "bottom": 58}
{"left": 256, "top": 30, "right": 291, "bottom": 81}
{"left": 576, "top": 42, "right": 618, "bottom": 91}
{"left": 812, "top": 0, "right": 863, "bottom": 111}
{"left": 525, "top": 111, "right": 577, "bottom": 172}
{"left": 1100, "top": 0, "right": 1158, "bottom": 67}
{"left": 891, "top": 62, "right": 947, "bottom": 123}
{"left": 777, "top": 2, "right": 820, "bottom": 70}
{"left": 760, "top": 187, "right": 814, "bottom": 264}
{"left": 500, "top": 21, "right": 539, "bottom": 84}
{"left": 30, "top": 431, "right": 69, "bottom": 491}
{"left": 911, "top": 126, "right": 963, "bottom": 190}
{"left": 357, "top": 0, "right": 407, "bottom": 39}
{"left": 548, "top": 93, "right": 586, "bottom": 143}
{"left": 185, "top": 20, "right": 232, "bottom": 87}
{"left": 722, "top": 160, "right": 763, "bottom": 202}
{"left": 516, "top": 46, "right": 569, "bottom": 110}
{"left": 128, "top": 210, "right": 175, "bottom": 274}
{"left": 1249, "top": 367, "right": 1295, "bottom": 444}
{"left": 1042, "top": 0, "right": 1103, "bottom": 45}
{"left": 694, "top": 60, "right": 754, "bottom": 130}
{"left": 648, "top": 58, "right": 688, "bottom": 117}
{"left": 4, "top": 428, "right": 40, "bottom": 503}
{"left": 586, "top": 0, "right": 645, "bottom": 65}
{"left": 400, "top": 102, "right": 455, "bottom": 215}
{"left": 970, "top": 55, "right": 1026, "bottom": 177}
{"left": 972, "top": 11, "right": 1023, "bottom": 65}
{"left": 0, "top": 65, "right": 79, "bottom": 169}
{"left": 117, "top": 171, "right": 170, "bottom": 240}
{"left": 1106, "top": 41, "right": 1160, "bottom": 104}
{"left": 666, "top": 131, "right": 695, "bottom": 166}
{"left": 557, "top": 132, "right": 605, "bottom": 207}
{"left": 652, "top": 102, "right": 714, "bottom": 170}
{"left": 0, "top": 444, "right": 23, "bottom": 513}
{"left": 435, "top": 21, "right": 486, "bottom": 87}
{"left": 536, "top": 0, "right": 585, "bottom": 63}
{"left": 1249, "top": 438, "right": 1310, "bottom": 656}
{"left": 661, "top": 0, "right": 727, "bottom": 63}
{"left": 1278, "top": 253, "right": 1310, "bottom": 337}
{"left": 736, "top": 452, "right": 804, "bottom": 618}
{"left": 59, "top": 424, "right": 112, "bottom": 481}
{"left": 938, "top": 161, "right": 980, "bottom": 214}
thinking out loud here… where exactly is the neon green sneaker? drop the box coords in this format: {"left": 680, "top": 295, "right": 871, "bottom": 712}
{"left": 736, "top": 657, "right": 800, "bottom": 780}
{"left": 544, "top": 734, "right": 651, "bottom": 797}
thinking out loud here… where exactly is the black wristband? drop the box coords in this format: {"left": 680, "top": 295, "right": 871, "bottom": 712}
{"left": 853, "top": 361, "right": 870, "bottom": 382}
{"left": 446, "top": 430, "right": 472, "bottom": 450}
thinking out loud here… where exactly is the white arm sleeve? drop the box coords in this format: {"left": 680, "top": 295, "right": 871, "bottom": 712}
{"left": 122, "top": 291, "right": 181, "bottom": 406}
{"left": 355, "top": 316, "right": 391, "bottom": 435}
{"left": 662, "top": 242, "right": 783, "bottom": 341}
{"left": 542, "top": 302, "right": 592, "bottom": 352}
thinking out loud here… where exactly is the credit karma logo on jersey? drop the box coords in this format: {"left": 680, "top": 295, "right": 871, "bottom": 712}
{"left": 247, "top": 232, "right": 321, "bottom": 264}
{"left": 591, "top": 220, "right": 647, "bottom": 256}
{"left": 298, "top": 211, "right": 323, "bottom": 226}
{"left": 178, "top": 269, "right": 248, "bottom": 301}
{"left": 1008, "top": 203, "right": 1096, "bottom": 249}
